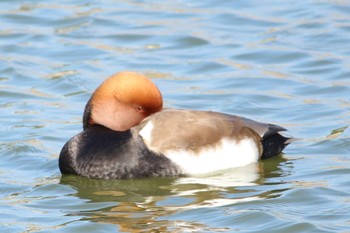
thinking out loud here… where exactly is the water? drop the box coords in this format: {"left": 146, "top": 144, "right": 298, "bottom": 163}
{"left": 1, "top": 0, "right": 350, "bottom": 232}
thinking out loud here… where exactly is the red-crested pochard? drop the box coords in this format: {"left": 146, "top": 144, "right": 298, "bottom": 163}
{"left": 59, "top": 71, "right": 291, "bottom": 179}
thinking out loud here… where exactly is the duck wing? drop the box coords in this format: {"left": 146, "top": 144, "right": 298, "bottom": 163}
{"left": 132, "top": 109, "right": 287, "bottom": 158}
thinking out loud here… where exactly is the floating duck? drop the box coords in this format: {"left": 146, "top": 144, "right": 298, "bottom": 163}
{"left": 59, "top": 71, "right": 291, "bottom": 179}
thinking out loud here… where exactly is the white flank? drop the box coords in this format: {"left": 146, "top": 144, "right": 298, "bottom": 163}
{"left": 165, "top": 138, "right": 259, "bottom": 175}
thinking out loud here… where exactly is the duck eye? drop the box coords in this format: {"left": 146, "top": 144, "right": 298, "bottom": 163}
{"left": 137, "top": 106, "right": 143, "bottom": 111}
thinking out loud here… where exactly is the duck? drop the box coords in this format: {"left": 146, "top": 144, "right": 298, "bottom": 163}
{"left": 59, "top": 71, "right": 292, "bottom": 179}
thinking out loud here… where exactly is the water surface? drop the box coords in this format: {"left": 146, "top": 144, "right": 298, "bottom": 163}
{"left": 1, "top": 0, "right": 350, "bottom": 232}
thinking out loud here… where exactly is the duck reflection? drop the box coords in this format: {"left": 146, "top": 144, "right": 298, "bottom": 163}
{"left": 59, "top": 156, "right": 290, "bottom": 232}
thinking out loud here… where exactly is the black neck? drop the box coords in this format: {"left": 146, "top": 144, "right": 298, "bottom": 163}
{"left": 83, "top": 97, "right": 93, "bottom": 130}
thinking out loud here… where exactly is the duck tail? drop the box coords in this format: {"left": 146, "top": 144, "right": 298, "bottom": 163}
{"left": 261, "top": 133, "right": 291, "bottom": 160}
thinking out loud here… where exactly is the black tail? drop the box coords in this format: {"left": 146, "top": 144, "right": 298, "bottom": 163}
{"left": 261, "top": 133, "right": 290, "bottom": 160}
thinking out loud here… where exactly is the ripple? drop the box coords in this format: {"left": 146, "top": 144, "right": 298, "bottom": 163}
{"left": 1, "top": 0, "right": 350, "bottom": 232}
{"left": 233, "top": 49, "right": 310, "bottom": 64}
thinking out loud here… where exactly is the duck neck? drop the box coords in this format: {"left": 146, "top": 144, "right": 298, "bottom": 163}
{"left": 83, "top": 97, "right": 93, "bottom": 130}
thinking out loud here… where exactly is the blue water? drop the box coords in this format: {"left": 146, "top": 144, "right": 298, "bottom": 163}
{"left": 1, "top": 0, "right": 350, "bottom": 232}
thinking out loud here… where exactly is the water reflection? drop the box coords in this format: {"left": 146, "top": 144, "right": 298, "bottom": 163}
{"left": 59, "top": 156, "right": 290, "bottom": 232}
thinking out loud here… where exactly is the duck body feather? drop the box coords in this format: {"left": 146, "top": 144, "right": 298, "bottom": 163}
{"left": 59, "top": 109, "right": 289, "bottom": 179}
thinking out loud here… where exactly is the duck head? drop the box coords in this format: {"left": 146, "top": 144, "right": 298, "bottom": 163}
{"left": 83, "top": 71, "right": 163, "bottom": 131}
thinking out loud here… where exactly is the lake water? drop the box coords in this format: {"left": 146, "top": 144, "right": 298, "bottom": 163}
{"left": 1, "top": 0, "right": 350, "bottom": 232}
